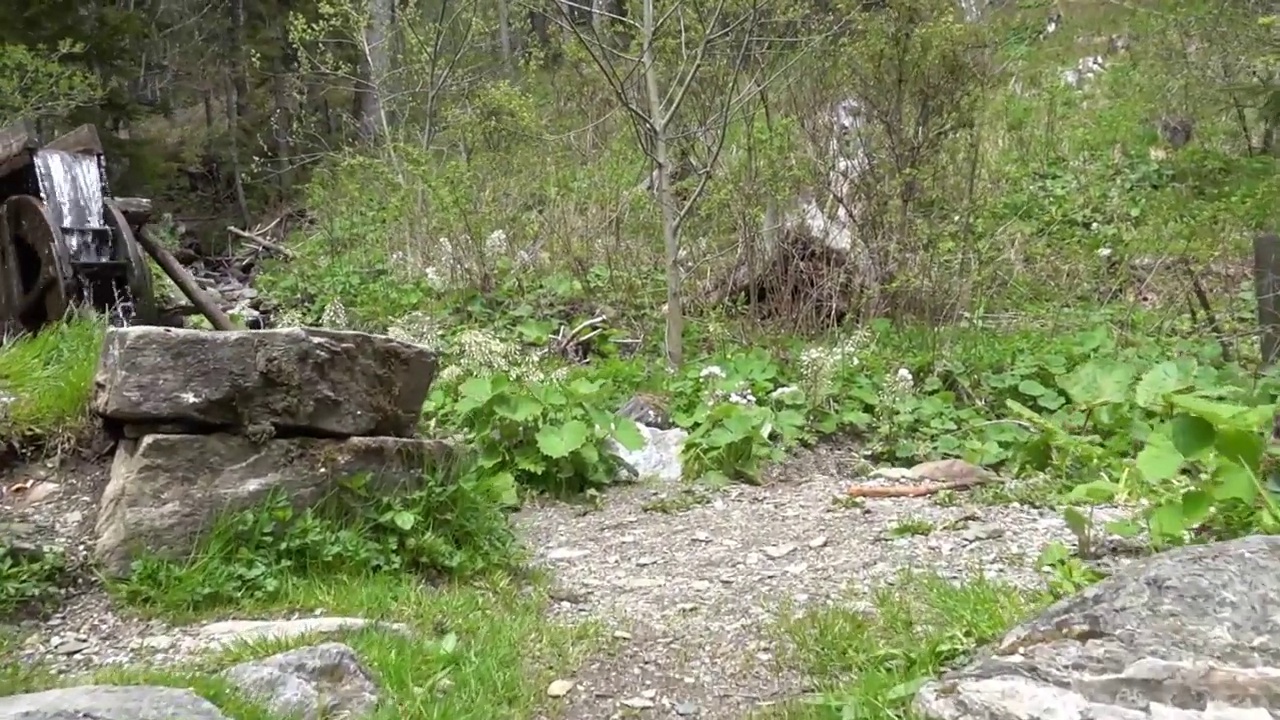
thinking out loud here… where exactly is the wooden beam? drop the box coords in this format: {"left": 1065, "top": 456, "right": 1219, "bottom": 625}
{"left": 134, "top": 227, "right": 237, "bottom": 331}
{"left": 111, "top": 197, "right": 153, "bottom": 227}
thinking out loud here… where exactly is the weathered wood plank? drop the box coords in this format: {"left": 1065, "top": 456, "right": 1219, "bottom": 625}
{"left": 110, "top": 197, "right": 154, "bottom": 226}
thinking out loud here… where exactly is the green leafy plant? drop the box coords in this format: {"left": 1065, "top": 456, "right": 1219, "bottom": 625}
{"left": 0, "top": 547, "right": 66, "bottom": 618}
{"left": 1036, "top": 541, "right": 1104, "bottom": 599}
{"left": 672, "top": 353, "right": 808, "bottom": 484}
{"left": 439, "top": 373, "right": 644, "bottom": 495}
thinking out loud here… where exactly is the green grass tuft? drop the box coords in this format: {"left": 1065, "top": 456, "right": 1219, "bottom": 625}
{"left": 765, "top": 573, "right": 1044, "bottom": 719}
{"left": 0, "top": 315, "right": 105, "bottom": 449}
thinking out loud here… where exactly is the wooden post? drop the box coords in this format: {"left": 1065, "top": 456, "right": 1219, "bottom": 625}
{"left": 132, "top": 227, "right": 238, "bottom": 332}
{"left": 1255, "top": 232, "right": 1280, "bottom": 368}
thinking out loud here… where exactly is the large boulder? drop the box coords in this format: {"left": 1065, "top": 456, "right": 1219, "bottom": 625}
{"left": 915, "top": 535, "right": 1280, "bottom": 720}
{"left": 0, "top": 685, "right": 228, "bottom": 720}
{"left": 94, "top": 433, "right": 455, "bottom": 576}
{"left": 93, "top": 326, "right": 438, "bottom": 438}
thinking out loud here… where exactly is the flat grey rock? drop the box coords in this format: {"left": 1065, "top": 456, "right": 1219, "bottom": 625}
{"left": 915, "top": 535, "right": 1280, "bottom": 720}
{"left": 0, "top": 685, "right": 228, "bottom": 720}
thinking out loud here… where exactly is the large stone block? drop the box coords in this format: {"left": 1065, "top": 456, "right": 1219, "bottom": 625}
{"left": 92, "top": 326, "right": 438, "bottom": 438}
{"left": 914, "top": 535, "right": 1280, "bottom": 720}
{"left": 93, "top": 433, "right": 456, "bottom": 577}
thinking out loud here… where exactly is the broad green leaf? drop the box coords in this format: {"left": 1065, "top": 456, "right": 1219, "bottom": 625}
{"left": 1134, "top": 360, "right": 1195, "bottom": 409}
{"left": 1169, "top": 395, "right": 1265, "bottom": 430}
{"left": 1215, "top": 427, "right": 1265, "bottom": 467}
{"left": 568, "top": 378, "right": 604, "bottom": 396}
{"left": 515, "top": 451, "right": 547, "bottom": 473}
{"left": 1063, "top": 506, "right": 1090, "bottom": 540}
{"left": 577, "top": 442, "right": 600, "bottom": 464}
{"left": 494, "top": 395, "right": 543, "bottom": 423}
{"left": 1004, "top": 399, "right": 1050, "bottom": 429}
{"left": 536, "top": 420, "right": 590, "bottom": 459}
{"left": 1135, "top": 431, "right": 1183, "bottom": 482}
{"left": 703, "top": 427, "right": 742, "bottom": 448}
{"left": 1017, "top": 379, "right": 1048, "bottom": 396}
{"left": 1066, "top": 480, "right": 1120, "bottom": 504}
{"left": 1149, "top": 501, "right": 1186, "bottom": 540}
{"left": 612, "top": 417, "right": 647, "bottom": 451}
{"left": 455, "top": 376, "right": 494, "bottom": 414}
{"left": 1037, "top": 392, "right": 1066, "bottom": 411}
{"left": 1056, "top": 359, "right": 1135, "bottom": 408}
{"left": 392, "top": 510, "right": 416, "bottom": 531}
{"left": 1104, "top": 519, "right": 1142, "bottom": 538}
{"left": 478, "top": 444, "right": 504, "bottom": 468}
{"left": 1180, "top": 489, "right": 1213, "bottom": 526}
{"left": 1211, "top": 461, "right": 1257, "bottom": 503}
{"left": 1169, "top": 414, "right": 1215, "bottom": 458}
{"left": 488, "top": 471, "right": 520, "bottom": 507}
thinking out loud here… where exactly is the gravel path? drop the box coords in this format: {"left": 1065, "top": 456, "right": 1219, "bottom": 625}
{"left": 4, "top": 441, "right": 1119, "bottom": 719}
{"left": 514, "top": 442, "right": 1106, "bottom": 719}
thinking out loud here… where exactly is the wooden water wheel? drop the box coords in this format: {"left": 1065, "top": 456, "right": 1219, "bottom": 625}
{"left": 0, "top": 195, "right": 71, "bottom": 334}
{"left": 104, "top": 202, "right": 157, "bottom": 323}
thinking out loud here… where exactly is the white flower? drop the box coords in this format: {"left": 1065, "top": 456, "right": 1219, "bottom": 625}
{"left": 769, "top": 385, "right": 801, "bottom": 401}
{"left": 1097, "top": 247, "right": 1113, "bottom": 258}
{"left": 320, "top": 298, "right": 349, "bottom": 329}
{"left": 700, "top": 365, "right": 726, "bottom": 380}
{"left": 895, "top": 367, "right": 913, "bottom": 386}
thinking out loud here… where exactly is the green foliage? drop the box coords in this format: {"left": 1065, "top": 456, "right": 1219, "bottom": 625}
{"left": 1009, "top": 349, "right": 1280, "bottom": 547}
{"left": 671, "top": 353, "right": 809, "bottom": 483}
{"left": 0, "top": 41, "right": 102, "bottom": 126}
{"left": 0, "top": 547, "right": 65, "bottom": 618}
{"left": 0, "top": 315, "right": 105, "bottom": 449}
{"left": 430, "top": 373, "right": 643, "bottom": 495}
{"left": 770, "top": 573, "right": 1041, "bottom": 719}
{"left": 1036, "top": 541, "right": 1104, "bottom": 599}
{"left": 113, "top": 469, "right": 519, "bottom": 615}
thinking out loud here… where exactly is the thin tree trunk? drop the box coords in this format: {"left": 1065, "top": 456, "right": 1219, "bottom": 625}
{"left": 225, "top": 73, "right": 252, "bottom": 232}
{"left": 498, "top": 0, "right": 514, "bottom": 75}
{"left": 642, "top": 0, "right": 683, "bottom": 369}
{"left": 357, "top": 0, "right": 393, "bottom": 142}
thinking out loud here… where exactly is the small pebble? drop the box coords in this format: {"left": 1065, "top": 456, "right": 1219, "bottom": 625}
{"left": 546, "top": 679, "right": 575, "bottom": 697}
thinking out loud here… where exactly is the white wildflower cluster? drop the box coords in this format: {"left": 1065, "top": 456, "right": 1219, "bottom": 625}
{"left": 396, "top": 229, "right": 512, "bottom": 293}
{"left": 697, "top": 364, "right": 757, "bottom": 406}
{"left": 887, "top": 367, "right": 915, "bottom": 395}
{"left": 271, "top": 307, "right": 307, "bottom": 328}
{"left": 436, "top": 328, "right": 550, "bottom": 387}
{"left": 319, "top": 298, "right": 350, "bottom": 329}
{"left": 797, "top": 331, "right": 870, "bottom": 398}
{"left": 768, "top": 385, "right": 803, "bottom": 403}
{"left": 386, "top": 311, "right": 444, "bottom": 352}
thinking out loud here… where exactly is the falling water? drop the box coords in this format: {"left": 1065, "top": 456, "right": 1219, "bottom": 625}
{"left": 32, "top": 148, "right": 107, "bottom": 260}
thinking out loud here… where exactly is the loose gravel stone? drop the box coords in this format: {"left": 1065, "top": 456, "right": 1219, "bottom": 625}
{"left": 515, "top": 441, "right": 1134, "bottom": 720}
